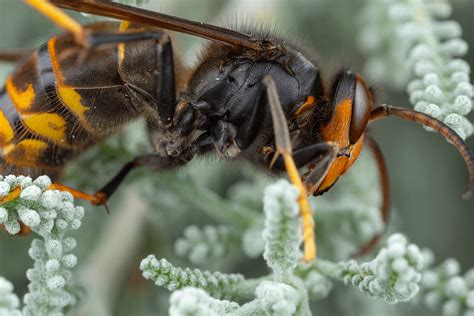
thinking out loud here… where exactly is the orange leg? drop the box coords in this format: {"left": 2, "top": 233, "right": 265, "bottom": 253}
{"left": 283, "top": 153, "right": 316, "bottom": 262}
{"left": 24, "top": 0, "right": 87, "bottom": 46}
{"left": 0, "top": 187, "right": 30, "bottom": 236}
{"left": 0, "top": 184, "right": 104, "bottom": 236}
{"left": 49, "top": 183, "right": 109, "bottom": 212}
{"left": 263, "top": 76, "right": 316, "bottom": 262}
{"left": 0, "top": 184, "right": 106, "bottom": 207}
{"left": 0, "top": 187, "right": 21, "bottom": 204}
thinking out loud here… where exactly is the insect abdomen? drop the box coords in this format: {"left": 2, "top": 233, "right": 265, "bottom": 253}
{"left": 0, "top": 49, "right": 77, "bottom": 177}
{"left": 0, "top": 27, "right": 144, "bottom": 178}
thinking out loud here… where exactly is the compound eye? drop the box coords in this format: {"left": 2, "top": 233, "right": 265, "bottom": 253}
{"left": 350, "top": 77, "right": 372, "bottom": 144}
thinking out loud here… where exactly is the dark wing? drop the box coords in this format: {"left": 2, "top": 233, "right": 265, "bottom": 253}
{"left": 49, "top": 0, "right": 262, "bottom": 51}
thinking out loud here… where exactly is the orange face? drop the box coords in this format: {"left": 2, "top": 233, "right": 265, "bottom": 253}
{"left": 310, "top": 72, "right": 372, "bottom": 195}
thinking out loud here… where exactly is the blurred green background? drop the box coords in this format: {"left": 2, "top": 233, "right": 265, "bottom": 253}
{"left": 0, "top": 1, "right": 473, "bottom": 315}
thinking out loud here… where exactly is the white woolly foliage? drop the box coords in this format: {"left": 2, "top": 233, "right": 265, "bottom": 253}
{"left": 359, "top": 0, "right": 473, "bottom": 139}
{"left": 262, "top": 180, "right": 302, "bottom": 279}
{"left": 0, "top": 277, "right": 21, "bottom": 316}
{"left": 0, "top": 175, "right": 83, "bottom": 315}
{"left": 165, "top": 234, "right": 423, "bottom": 316}
{"left": 254, "top": 281, "right": 300, "bottom": 316}
{"left": 218, "top": 154, "right": 384, "bottom": 262}
{"left": 144, "top": 178, "right": 431, "bottom": 314}
{"left": 169, "top": 287, "right": 239, "bottom": 316}
{"left": 168, "top": 281, "right": 302, "bottom": 316}
{"left": 339, "top": 234, "right": 423, "bottom": 303}
{"left": 140, "top": 255, "right": 244, "bottom": 299}
{"left": 156, "top": 179, "right": 431, "bottom": 315}
{"left": 419, "top": 249, "right": 474, "bottom": 316}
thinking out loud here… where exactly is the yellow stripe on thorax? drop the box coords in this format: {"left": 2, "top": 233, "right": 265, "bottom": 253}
{"left": 118, "top": 21, "right": 131, "bottom": 65}
{"left": 6, "top": 76, "right": 35, "bottom": 113}
{"left": 295, "top": 96, "right": 315, "bottom": 116}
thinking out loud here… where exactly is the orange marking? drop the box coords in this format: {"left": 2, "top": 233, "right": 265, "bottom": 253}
{"left": 118, "top": 21, "right": 131, "bottom": 66}
{"left": 48, "top": 37, "right": 65, "bottom": 84}
{"left": 345, "top": 135, "right": 364, "bottom": 172}
{"left": 6, "top": 76, "right": 35, "bottom": 113}
{"left": 26, "top": 0, "right": 85, "bottom": 46}
{"left": 57, "top": 86, "right": 93, "bottom": 131}
{"left": 0, "top": 187, "right": 21, "bottom": 204}
{"left": 317, "top": 136, "right": 365, "bottom": 192}
{"left": 120, "top": 21, "right": 131, "bottom": 32}
{"left": 318, "top": 156, "right": 349, "bottom": 192}
{"left": 3, "top": 139, "right": 48, "bottom": 167}
{"left": 295, "top": 96, "right": 315, "bottom": 116}
{"left": 49, "top": 183, "right": 106, "bottom": 205}
{"left": 0, "top": 110, "right": 15, "bottom": 146}
{"left": 22, "top": 113, "right": 68, "bottom": 146}
{"left": 321, "top": 98, "right": 352, "bottom": 148}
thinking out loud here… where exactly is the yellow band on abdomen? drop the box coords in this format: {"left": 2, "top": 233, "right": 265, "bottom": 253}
{"left": 3, "top": 139, "right": 48, "bottom": 167}
{"left": 22, "top": 112, "right": 67, "bottom": 146}
{"left": 57, "top": 86, "right": 94, "bottom": 132}
{"left": 6, "top": 76, "right": 35, "bottom": 113}
{"left": 0, "top": 110, "right": 15, "bottom": 147}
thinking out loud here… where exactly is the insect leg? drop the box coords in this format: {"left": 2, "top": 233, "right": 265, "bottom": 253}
{"left": 25, "top": 1, "right": 165, "bottom": 49}
{"left": 352, "top": 137, "right": 390, "bottom": 257}
{"left": 305, "top": 147, "right": 338, "bottom": 194}
{"left": 95, "top": 153, "right": 193, "bottom": 205}
{"left": 0, "top": 49, "right": 34, "bottom": 62}
{"left": 153, "top": 32, "right": 176, "bottom": 125}
{"left": 271, "top": 143, "right": 336, "bottom": 171}
{"left": 0, "top": 187, "right": 32, "bottom": 235}
{"left": 210, "top": 84, "right": 266, "bottom": 156}
{"left": 48, "top": 183, "right": 109, "bottom": 209}
{"left": 24, "top": 0, "right": 87, "bottom": 46}
{"left": 57, "top": 152, "right": 191, "bottom": 210}
{"left": 0, "top": 187, "right": 22, "bottom": 204}
{"left": 262, "top": 75, "right": 317, "bottom": 262}
{"left": 232, "top": 87, "right": 267, "bottom": 150}
{"left": 212, "top": 120, "right": 240, "bottom": 157}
